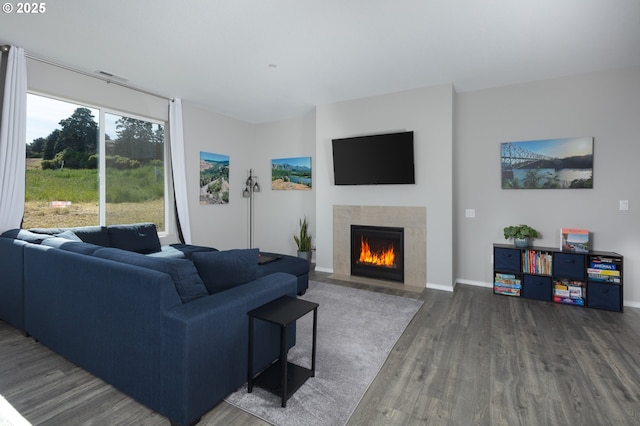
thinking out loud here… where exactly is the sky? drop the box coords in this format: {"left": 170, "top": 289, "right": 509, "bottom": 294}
{"left": 504, "top": 137, "right": 593, "bottom": 159}
{"left": 200, "top": 151, "right": 229, "bottom": 162}
{"left": 272, "top": 156, "right": 311, "bottom": 168}
{"left": 26, "top": 93, "right": 118, "bottom": 144}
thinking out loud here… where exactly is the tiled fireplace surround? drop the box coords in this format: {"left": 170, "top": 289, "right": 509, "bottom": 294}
{"left": 332, "top": 205, "right": 427, "bottom": 288}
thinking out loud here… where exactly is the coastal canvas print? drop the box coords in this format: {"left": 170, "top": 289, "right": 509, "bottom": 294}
{"left": 271, "top": 156, "right": 312, "bottom": 190}
{"left": 199, "top": 151, "right": 229, "bottom": 204}
{"left": 501, "top": 137, "right": 593, "bottom": 189}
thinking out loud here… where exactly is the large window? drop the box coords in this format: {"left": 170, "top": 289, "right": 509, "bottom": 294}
{"left": 25, "top": 93, "right": 166, "bottom": 231}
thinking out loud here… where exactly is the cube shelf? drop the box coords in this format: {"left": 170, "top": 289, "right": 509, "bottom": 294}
{"left": 493, "top": 243, "right": 623, "bottom": 312}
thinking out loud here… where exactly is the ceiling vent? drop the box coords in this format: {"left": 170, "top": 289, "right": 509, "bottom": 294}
{"left": 96, "top": 70, "right": 129, "bottom": 82}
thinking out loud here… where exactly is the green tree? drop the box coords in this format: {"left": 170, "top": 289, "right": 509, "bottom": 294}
{"left": 111, "top": 117, "right": 164, "bottom": 163}
{"left": 27, "top": 137, "right": 45, "bottom": 157}
{"left": 54, "top": 108, "right": 98, "bottom": 154}
{"left": 42, "top": 129, "right": 61, "bottom": 160}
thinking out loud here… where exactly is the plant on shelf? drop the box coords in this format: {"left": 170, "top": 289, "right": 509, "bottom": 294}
{"left": 503, "top": 224, "right": 539, "bottom": 248}
{"left": 293, "top": 217, "right": 313, "bottom": 261}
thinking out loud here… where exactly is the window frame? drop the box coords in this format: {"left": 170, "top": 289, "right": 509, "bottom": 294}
{"left": 26, "top": 91, "right": 170, "bottom": 235}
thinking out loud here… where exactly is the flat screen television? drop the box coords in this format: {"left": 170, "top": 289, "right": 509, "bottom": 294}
{"left": 332, "top": 131, "right": 415, "bottom": 185}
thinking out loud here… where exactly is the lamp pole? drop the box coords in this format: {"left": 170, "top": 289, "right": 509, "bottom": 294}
{"left": 242, "top": 169, "right": 260, "bottom": 248}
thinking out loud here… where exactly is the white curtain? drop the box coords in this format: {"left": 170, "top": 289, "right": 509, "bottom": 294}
{"left": 0, "top": 46, "right": 27, "bottom": 234}
{"left": 169, "top": 98, "right": 192, "bottom": 244}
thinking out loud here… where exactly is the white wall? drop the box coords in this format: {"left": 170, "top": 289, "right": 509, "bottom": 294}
{"left": 251, "top": 111, "right": 316, "bottom": 256}
{"left": 315, "top": 85, "right": 454, "bottom": 289}
{"left": 455, "top": 67, "right": 640, "bottom": 306}
{"left": 181, "top": 103, "right": 316, "bottom": 254}
{"left": 181, "top": 102, "right": 253, "bottom": 250}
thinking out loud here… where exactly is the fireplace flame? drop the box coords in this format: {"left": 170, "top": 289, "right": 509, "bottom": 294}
{"left": 358, "top": 237, "right": 396, "bottom": 267}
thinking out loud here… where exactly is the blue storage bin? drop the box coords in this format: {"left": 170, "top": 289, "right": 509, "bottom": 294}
{"left": 587, "top": 281, "right": 622, "bottom": 312}
{"left": 494, "top": 248, "right": 521, "bottom": 273}
{"left": 553, "top": 253, "right": 585, "bottom": 280}
{"left": 522, "top": 274, "right": 552, "bottom": 301}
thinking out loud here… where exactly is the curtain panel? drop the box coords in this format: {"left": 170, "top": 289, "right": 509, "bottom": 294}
{"left": 169, "top": 98, "right": 192, "bottom": 244}
{"left": 0, "top": 46, "right": 27, "bottom": 234}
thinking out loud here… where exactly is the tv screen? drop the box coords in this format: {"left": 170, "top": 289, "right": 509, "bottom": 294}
{"left": 332, "top": 131, "right": 415, "bottom": 185}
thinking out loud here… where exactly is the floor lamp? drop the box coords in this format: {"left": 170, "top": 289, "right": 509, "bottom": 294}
{"left": 243, "top": 169, "right": 260, "bottom": 248}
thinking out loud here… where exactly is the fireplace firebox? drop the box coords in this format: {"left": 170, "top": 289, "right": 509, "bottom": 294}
{"left": 350, "top": 225, "right": 404, "bottom": 282}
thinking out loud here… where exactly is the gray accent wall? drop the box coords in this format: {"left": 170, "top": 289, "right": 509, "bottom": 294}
{"left": 455, "top": 67, "right": 640, "bottom": 307}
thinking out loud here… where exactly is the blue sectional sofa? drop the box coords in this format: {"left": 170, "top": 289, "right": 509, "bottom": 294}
{"left": 0, "top": 223, "right": 310, "bottom": 426}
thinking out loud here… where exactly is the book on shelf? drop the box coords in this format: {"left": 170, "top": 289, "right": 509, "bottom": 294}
{"left": 522, "top": 250, "right": 552, "bottom": 275}
{"left": 560, "top": 228, "right": 590, "bottom": 252}
{"left": 589, "top": 261, "right": 617, "bottom": 270}
{"left": 494, "top": 273, "right": 521, "bottom": 296}
{"left": 587, "top": 268, "right": 620, "bottom": 276}
{"left": 587, "top": 255, "right": 621, "bottom": 283}
{"left": 553, "top": 279, "right": 585, "bottom": 305}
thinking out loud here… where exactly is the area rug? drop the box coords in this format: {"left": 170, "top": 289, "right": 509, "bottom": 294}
{"left": 225, "top": 281, "right": 423, "bottom": 426}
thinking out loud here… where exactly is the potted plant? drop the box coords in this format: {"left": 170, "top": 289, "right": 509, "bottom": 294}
{"left": 503, "top": 224, "right": 539, "bottom": 248}
{"left": 293, "top": 217, "right": 313, "bottom": 261}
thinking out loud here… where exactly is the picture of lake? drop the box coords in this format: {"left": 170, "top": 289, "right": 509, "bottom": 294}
{"left": 501, "top": 137, "right": 593, "bottom": 189}
{"left": 272, "top": 156, "right": 312, "bottom": 190}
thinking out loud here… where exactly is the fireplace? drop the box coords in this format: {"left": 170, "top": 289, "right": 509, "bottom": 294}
{"left": 350, "top": 225, "right": 404, "bottom": 283}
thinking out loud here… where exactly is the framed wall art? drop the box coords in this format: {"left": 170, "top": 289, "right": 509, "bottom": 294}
{"left": 200, "top": 151, "right": 230, "bottom": 204}
{"left": 501, "top": 137, "right": 593, "bottom": 189}
{"left": 271, "top": 156, "right": 312, "bottom": 190}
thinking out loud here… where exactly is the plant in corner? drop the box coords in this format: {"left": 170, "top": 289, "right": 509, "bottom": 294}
{"left": 503, "top": 224, "right": 539, "bottom": 248}
{"left": 294, "top": 217, "right": 313, "bottom": 262}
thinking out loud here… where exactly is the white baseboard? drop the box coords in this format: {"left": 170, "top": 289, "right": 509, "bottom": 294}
{"left": 456, "top": 279, "right": 493, "bottom": 289}
{"left": 426, "top": 282, "right": 454, "bottom": 292}
{"left": 314, "top": 266, "right": 333, "bottom": 274}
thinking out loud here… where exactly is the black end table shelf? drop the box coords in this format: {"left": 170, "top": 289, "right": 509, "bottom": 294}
{"left": 247, "top": 296, "right": 319, "bottom": 407}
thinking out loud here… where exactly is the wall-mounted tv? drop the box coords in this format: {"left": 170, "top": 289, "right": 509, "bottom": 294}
{"left": 332, "top": 131, "right": 415, "bottom": 185}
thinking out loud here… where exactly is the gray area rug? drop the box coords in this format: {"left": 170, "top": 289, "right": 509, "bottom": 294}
{"left": 225, "top": 281, "right": 423, "bottom": 426}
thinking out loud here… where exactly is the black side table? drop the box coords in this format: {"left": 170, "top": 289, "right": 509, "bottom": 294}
{"left": 247, "top": 296, "right": 318, "bottom": 407}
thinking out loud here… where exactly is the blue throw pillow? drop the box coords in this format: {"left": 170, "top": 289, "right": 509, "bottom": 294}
{"left": 67, "top": 226, "right": 110, "bottom": 246}
{"left": 107, "top": 223, "right": 161, "bottom": 254}
{"left": 93, "top": 247, "right": 209, "bottom": 303}
{"left": 192, "top": 248, "right": 259, "bottom": 294}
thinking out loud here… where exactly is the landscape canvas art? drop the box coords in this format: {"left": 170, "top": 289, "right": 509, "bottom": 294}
{"left": 271, "top": 156, "right": 312, "bottom": 190}
{"left": 501, "top": 137, "right": 593, "bottom": 189}
{"left": 199, "top": 151, "right": 230, "bottom": 204}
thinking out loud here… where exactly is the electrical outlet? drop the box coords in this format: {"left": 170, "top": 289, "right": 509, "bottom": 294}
{"left": 620, "top": 200, "right": 629, "bottom": 211}
{"left": 465, "top": 209, "right": 476, "bottom": 218}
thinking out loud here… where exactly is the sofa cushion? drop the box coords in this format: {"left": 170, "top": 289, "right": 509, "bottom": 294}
{"left": 68, "top": 226, "right": 110, "bottom": 246}
{"left": 1, "top": 229, "right": 54, "bottom": 244}
{"left": 147, "top": 244, "right": 218, "bottom": 259}
{"left": 57, "top": 230, "right": 83, "bottom": 241}
{"left": 107, "top": 223, "right": 161, "bottom": 254}
{"left": 192, "top": 248, "right": 259, "bottom": 294}
{"left": 256, "top": 252, "right": 310, "bottom": 277}
{"left": 41, "top": 237, "right": 104, "bottom": 255}
{"left": 93, "top": 247, "right": 208, "bottom": 303}
{"left": 29, "top": 226, "right": 110, "bottom": 247}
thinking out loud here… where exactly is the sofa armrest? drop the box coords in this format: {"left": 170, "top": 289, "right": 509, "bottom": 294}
{"left": 161, "top": 272, "right": 297, "bottom": 426}
{"left": 0, "top": 237, "right": 28, "bottom": 330}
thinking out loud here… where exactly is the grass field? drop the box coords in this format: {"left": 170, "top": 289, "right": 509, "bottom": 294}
{"left": 24, "top": 159, "right": 165, "bottom": 229}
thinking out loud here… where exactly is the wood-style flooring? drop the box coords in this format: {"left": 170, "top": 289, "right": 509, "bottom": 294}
{"left": 1, "top": 271, "right": 639, "bottom": 425}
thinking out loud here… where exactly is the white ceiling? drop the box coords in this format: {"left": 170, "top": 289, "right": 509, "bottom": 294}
{"left": 2, "top": 0, "right": 639, "bottom": 123}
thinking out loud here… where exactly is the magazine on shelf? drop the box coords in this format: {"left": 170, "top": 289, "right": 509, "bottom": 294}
{"left": 560, "top": 228, "right": 590, "bottom": 252}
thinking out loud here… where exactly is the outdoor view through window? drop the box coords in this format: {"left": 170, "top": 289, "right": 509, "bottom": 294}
{"left": 25, "top": 94, "right": 166, "bottom": 231}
